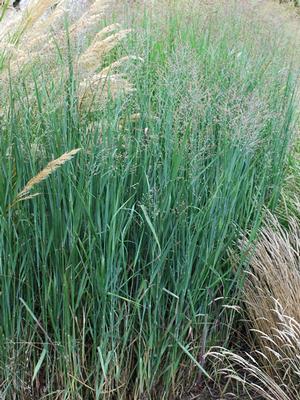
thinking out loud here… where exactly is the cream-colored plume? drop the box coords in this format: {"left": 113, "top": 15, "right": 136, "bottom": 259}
{"left": 16, "top": 148, "right": 81, "bottom": 201}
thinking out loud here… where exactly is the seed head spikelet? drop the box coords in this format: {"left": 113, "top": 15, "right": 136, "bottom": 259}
{"left": 70, "top": 0, "right": 111, "bottom": 36}
{"left": 17, "top": 148, "right": 81, "bottom": 200}
{"left": 79, "top": 73, "right": 134, "bottom": 110}
{"left": 78, "top": 27, "right": 132, "bottom": 72}
{"left": 0, "top": 0, "right": 137, "bottom": 112}
{"left": 99, "top": 55, "right": 144, "bottom": 77}
{"left": 11, "top": 0, "right": 58, "bottom": 45}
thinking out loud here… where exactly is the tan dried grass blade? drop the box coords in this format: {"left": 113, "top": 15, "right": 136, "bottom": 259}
{"left": 224, "top": 211, "right": 300, "bottom": 397}
{"left": 17, "top": 148, "right": 81, "bottom": 200}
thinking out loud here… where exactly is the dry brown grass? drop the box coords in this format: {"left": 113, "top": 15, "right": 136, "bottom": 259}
{"left": 208, "top": 212, "right": 300, "bottom": 399}
{"left": 209, "top": 299, "right": 300, "bottom": 400}
{"left": 243, "top": 212, "right": 300, "bottom": 355}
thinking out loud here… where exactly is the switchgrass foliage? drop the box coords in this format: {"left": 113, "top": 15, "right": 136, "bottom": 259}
{"left": 0, "top": 1, "right": 298, "bottom": 399}
{"left": 279, "top": 142, "right": 300, "bottom": 221}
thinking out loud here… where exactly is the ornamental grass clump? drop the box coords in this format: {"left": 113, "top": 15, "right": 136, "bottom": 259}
{"left": 209, "top": 212, "right": 300, "bottom": 399}
{"left": 0, "top": 1, "right": 298, "bottom": 398}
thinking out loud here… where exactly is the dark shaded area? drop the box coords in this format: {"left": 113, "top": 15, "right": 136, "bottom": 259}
{"left": 13, "top": 0, "right": 21, "bottom": 9}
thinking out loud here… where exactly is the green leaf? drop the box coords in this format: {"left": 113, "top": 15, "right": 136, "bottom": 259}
{"left": 140, "top": 204, "right": 161, "bottom": 254}
{"left": 32, "top": 347, "right": 47, "bottom": 385}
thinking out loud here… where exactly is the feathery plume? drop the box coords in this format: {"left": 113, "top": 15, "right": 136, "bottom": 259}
{"left": 98, "top": 55, "right": 144, "bottom": 77}
{"left": 1, "top": 0, "right": 137, "bottom": 114}
{"left": 78, "top": 27, "right": 132, "bottom": 72}
{"left": 79, "top": 73, "right": 134, "bottom": 110}
{"left": 70, "top": 0, "right": 112, "bottom": 37}
{"left": 17, "top": 148, "right": 81, "bottom": 200}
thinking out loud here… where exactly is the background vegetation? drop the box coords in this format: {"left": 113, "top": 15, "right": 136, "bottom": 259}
{"left": 279, "top": 0, "right": 300, "bottom": 8}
